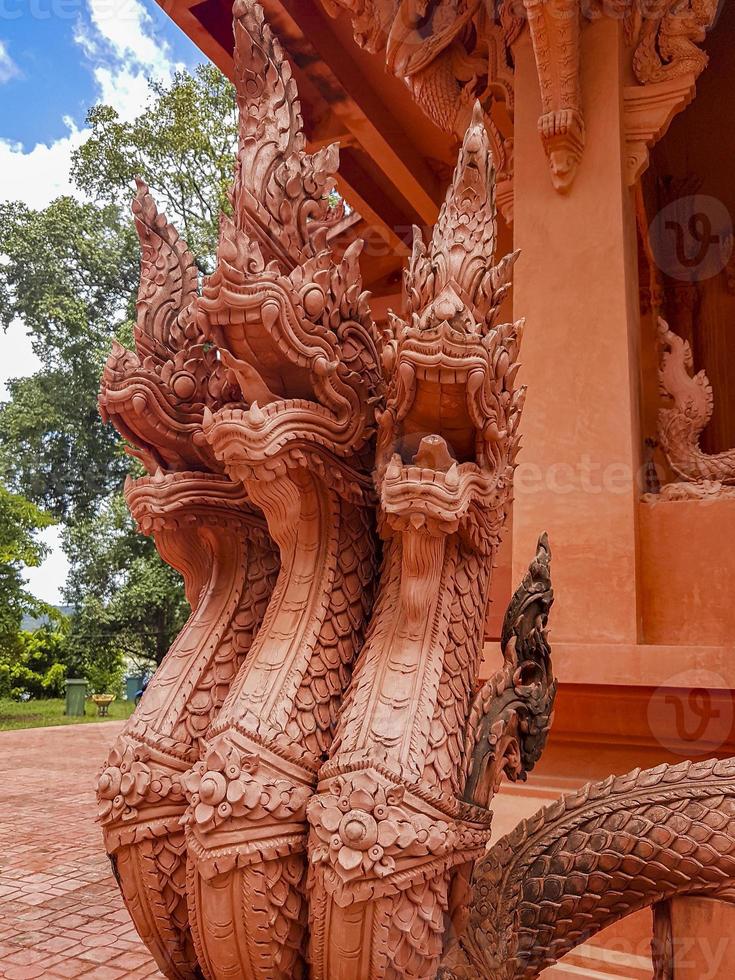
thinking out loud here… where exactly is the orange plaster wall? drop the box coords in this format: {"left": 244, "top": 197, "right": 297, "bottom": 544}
{"left": 639, "top": 497, "right": 735, "bottom": 647}
{"left": 511, "top": 22, "right": 643, "bottom": 647}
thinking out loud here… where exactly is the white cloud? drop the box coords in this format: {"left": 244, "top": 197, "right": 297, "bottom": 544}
{"left": 24, "top": 525, "right": 70, "bottom": 606}
{"left": 87, "top": 0, "right": 173, "bottom": 72}
{"left": 92, "top": 64, "right": 157, "bottom": 122}
{"left": 0, "top": 40, "right": 19, "bottom": 84}
{"left": 0, "top": 0, "right": 186, "bottom": 607}
{"left": 0, "top": 320, "right": 41, "bottom": 401}
{"left": 75, "top": 0, "right": 184, "bottom": 121}
{"left": 0, "top": 118, "right": 87, "bottom": 210}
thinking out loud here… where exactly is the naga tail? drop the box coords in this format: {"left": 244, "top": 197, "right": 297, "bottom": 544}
{"left": 440, "top": 756, "right": 735, "bottom": 979}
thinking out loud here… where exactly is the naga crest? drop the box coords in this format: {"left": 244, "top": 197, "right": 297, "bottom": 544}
{"left": 376, "top": 101, "right": 524, "bottom": 549}
{"left": 656, "top": 316, "right": 735, "bottom": 487}
{"left": 463, "top": 533, "right": 554, "bottom": 809}
{"left": 198, "top": 0, "right": 382, "bottom": 494}
{"left": 99, "top": 180, "right": 239, "bottom": 474}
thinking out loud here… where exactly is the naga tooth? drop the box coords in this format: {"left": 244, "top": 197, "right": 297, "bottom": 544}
{"left": 466, "top": 369, "right": 484, "bottom": 396}
{"left": 385, "top": 455, "right": 402, "bottom": 481}
{"left": 153, "top": 467, "right": 165, "bottom": 484}
{"left": 261, "top": 302, "right": 279, "bottom": 332}
{"left": 248, "top": 400, "right": 266, "bottom": 427}
{"left": 202, "top": 405, "right": 215, "bottom": 431}
{"left": 445, "top": 462, "right": 460, "bottom": 489}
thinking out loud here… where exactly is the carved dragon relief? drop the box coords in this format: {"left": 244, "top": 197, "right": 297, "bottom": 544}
{"left": 96, "top": 183, "right": 279, "bottom": 979}
{"left": 629, "top": 0, "right": 720, "bottom": 86}
{"left": 306, "top": 101, "right": 537, "bottom": 980}
{"left": 644, "top": 316, "right": 735, "bottom": 501}
{"left": 318, "top": 0, "right": 720, "bottom": 196}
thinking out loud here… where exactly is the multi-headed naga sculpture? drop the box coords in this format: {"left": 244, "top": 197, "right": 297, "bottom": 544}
{"left": 652, "top": 316, "right": 735, "bottom": 499}
{"left": 306, "top": 102, "right": 538, "bottom": 979}
{"left": 96, "top": 0, "right": 552, "bottom": 972}
{"left": 96, "top": 178, "right": 279, "bottom": 978}
{"left": 180, "top": 3, "right": 382, "bottom": 977}
{"left": 96, "top": 2, "right": 735, "bottom": 978}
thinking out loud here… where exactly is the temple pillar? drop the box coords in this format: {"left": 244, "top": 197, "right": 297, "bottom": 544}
{"left": 511, "top": 19, "right": 642, "bottom": 649}
{"left": 654, "top": 897, "right": 735, "bottom": 979}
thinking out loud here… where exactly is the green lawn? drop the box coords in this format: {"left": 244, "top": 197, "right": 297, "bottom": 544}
{"left": 0, "top": 697, "right": 136, "bottom": 731}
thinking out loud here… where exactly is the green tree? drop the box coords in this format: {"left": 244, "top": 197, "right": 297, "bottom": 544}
{"left": 0, "top": 483, "right": 54, "bottom": 648}
{"left": 0, "top": 198, "right": 137, "bottom": 519}
{"left": 0, "top": 66, "right": 238, "bottom": 689}
{"left": 72, "top": 64, "right": 237, "bottom": 262}
{"left": 63, "top": 493, "right": 188, "bottom": 674}
{"left": 0, "top": 625, "right": 69, "bottom": 700}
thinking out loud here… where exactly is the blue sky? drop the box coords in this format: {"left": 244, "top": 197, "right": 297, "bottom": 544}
{"left": 0, "top": 0, "right": 209, "bottom": 602}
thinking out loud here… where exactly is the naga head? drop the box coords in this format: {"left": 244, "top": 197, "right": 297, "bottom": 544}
{"left": 99, "top": 180, "right": 239, "bottom": 474}
{"left": 463, "top": 533, "right": 554, "bottom": 810}
{"left": 656, "top": 316, "right": 714, "bottom": 476}
{"left": 197, "top": 0, "right": 382, "bottom": 494}
{"left": 375, "top": 101, "right": 525, "bottom": 549}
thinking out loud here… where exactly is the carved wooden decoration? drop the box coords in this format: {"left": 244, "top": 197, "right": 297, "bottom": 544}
{"left": 522, "top": 0, "right": 584, "bottom": 193}
{"left": 623, "top": 75, "right": 696, "bottom": 186}
{"left": 319, "top": 0, "right": 520, "bottom": 216}
{"left": 630, "top": 0, "right": 720, "bottom": 86}
{"left": 623, "top": 0, "right": 720, "bottom": 184}
{"left": 651, "top": 317, "right": 735, "bottom": 499}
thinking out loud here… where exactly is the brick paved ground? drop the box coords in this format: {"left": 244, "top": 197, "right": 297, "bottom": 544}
{"left": 0, "top": 722, "right": 657, "bottom": 980}
{"left": 0, "top": 722, "right": 163, "bottom": 980}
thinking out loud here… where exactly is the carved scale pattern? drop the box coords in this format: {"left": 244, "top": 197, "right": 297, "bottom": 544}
{"left": 439, "top": 757, "right": 735, "bottom": 979}
{"left": 98, "top": 476, "right": 278, "bottom": 980}
{"left": 423, "top": 543, "right": 489, "bottom": 797}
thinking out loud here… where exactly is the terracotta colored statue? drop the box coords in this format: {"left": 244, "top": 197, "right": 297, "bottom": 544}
{"left": 306, "top": 100, "right": 537, "bottom": 979}
{"left": 652, "top": 316, "right": 735, "bottom": 498}
{"left": 181, "top": 4, "right": 381, "bottom": 977}
{"left": 97, "top": 3, "right": 735, "bottom": 978}
{"left": 96, "top": 181, "right": 279, "bottom": 979}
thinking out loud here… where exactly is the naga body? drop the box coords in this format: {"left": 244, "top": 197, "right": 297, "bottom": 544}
{"left": 440, "top": 757, "right": 735, "bottom": 979}
{"left": 96, "top": 183, "right": 278, "bottom": 979}
{"left": 179, "top": 4, "right": 381, "bottom": 978}
{"left": 306, "top": 102, "right": 552, "bottom": 980}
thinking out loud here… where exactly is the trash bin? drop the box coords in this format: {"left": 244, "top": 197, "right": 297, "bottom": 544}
{"left": 65, "top": 678, "right": 87, "bottom": 717}
{"left": 125, "top": 674, "right": 145, "bottom": 702}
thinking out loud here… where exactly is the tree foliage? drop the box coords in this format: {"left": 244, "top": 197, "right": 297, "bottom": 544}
{"left": 0, "top": 483, "right": 54, "bottom": 648}
{"left": 0, "top": 198, "right": 137, "bottom": 519}
{"left": 63, "top": 493, "right": 189, "bottom": 674}
{"left": 0, "top": 66, "right": 237, "bottom": 696}
{"left": 0, "top": 627, "right": 68, "bottom": 700}
{"left": 72, "top": 64, "right": 237, "bottom": 261}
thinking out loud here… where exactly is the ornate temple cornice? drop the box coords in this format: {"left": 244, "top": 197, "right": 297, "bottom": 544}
{"left": 316, "top": 0, "right": 720, "bottom": 197}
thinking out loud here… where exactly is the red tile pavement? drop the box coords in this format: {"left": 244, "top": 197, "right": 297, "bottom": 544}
{"left": 0, "top": 721, "right": 657, "bottom": 980}
{"left": 0, "top": 722, "right": 163, "bottom": 979}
